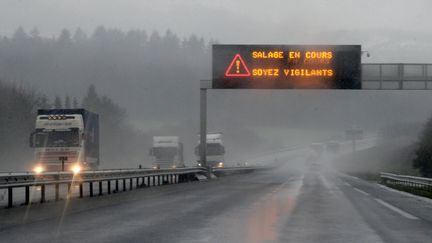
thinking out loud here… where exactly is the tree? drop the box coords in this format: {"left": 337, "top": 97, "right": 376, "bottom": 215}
{"left": 35, "top": 95, "right": 51, "bottom": 109}
{"left": 73, "top": 28, "right": 87, "bottom": 43}
{"left": 81, "top": 84, "right": 100, "bottom": 112}
{"left": 72, "top": 97, "right": 79, "bottom": 108}
{"left": 12, "top": 26, "right": 28, "bottom": 42}
{"left": 125, "top": 29, "right": 147, "bottom": 47}
{"left": 92, "top": 26, "right": 107, "bottom": 44}
{"left": 413, "top": 117, "right": 432, "bottom": 177}
{"left": 57, "top": 29, "right": 72, "bottom": 48}
{"left": 64, "top": 96, "right": 71, "bottom": 109}
{"left": 0, "top": 80, "right": 40, "bottom": 170}
{"left": 53, "top": 96, "right": 62, "bottom": 108}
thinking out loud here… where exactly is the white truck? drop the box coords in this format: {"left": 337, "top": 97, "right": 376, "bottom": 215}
{"left": 29, "top": 109, "right": 99, "bottom": 173}
{"left": 149, "top": 136, "right": 184, "bottom": 169}
{"left": 195, "top": 133, "right": 225, "bottom": 168}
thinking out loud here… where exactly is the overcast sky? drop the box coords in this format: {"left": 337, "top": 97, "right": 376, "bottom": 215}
{"left": 0, "top": 0, "right": 430, "bottom": 39}
{"left": 1, "top": 0, "right": 432, "bottom": 62}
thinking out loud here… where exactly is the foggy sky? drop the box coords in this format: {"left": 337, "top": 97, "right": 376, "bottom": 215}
{"left": 0, "top": 0, "right": 430, "bottom": 40}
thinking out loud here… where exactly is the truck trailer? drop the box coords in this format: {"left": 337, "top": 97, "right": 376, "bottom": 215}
{"left": 29, "top": 109, "right": 99, "bottom": 173}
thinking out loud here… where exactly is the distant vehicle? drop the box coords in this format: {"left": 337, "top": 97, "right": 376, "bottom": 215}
{"left": 29, "top": 109, "right": 99, "bottom": 173}
{"left": 149, "top": 136, "right": 184, "bottom": 169}
{"left": 310, "top": 143, "right": 324, "bottom": 155}
{"left": 195, "top": 133, "right": 225, "bottom": 168}
{"left": 326, "top": 141, "right": 341, "bottom": 153}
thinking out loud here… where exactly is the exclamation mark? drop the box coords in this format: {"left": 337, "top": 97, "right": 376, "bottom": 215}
{"left": 235, "top": 59, "right": 240, "bottom": 73}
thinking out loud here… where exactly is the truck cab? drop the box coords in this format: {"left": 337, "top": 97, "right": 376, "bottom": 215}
{"left": 29, "top": 109, "right": 99, "bottom": 173}
{"left": 195, "top": 133, "right": 225, "bottom": 168}
{"left": 149, "top": 136, "right": 184, "bottom": 169}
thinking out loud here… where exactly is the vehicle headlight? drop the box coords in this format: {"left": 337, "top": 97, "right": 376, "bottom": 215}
{"left": 218, "top": 162, "right": 224, "bottom": 168}
{"left": 72, "top": 164, "right": 81, "bottom": 174}
{"left": 34, "top": 165, "right": 44, "bottom": 174}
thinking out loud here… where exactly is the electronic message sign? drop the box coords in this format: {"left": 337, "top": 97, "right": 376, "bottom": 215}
{"left": 212, "top": 45, "right": 361, "bottom": 89}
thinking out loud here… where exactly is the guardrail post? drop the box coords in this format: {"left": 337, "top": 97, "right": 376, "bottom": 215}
{"left": 40, "top": 185, "right": 45, "bottom": 203}
{"left": 152, "top": 176, "right": 155, "bottom": 186}
{"left": 25, "top": 186, "right": 30, "bottom": 205}
{"left": 55, "top": 184, "right": 60, "bottom": 201}
{"left": 89, "top": 182, "right": 93, "bottom": 197}
{"left": 123, "top": 179, "right": 126, "bottom": 191}
{"left": 107, "top": 181, "right": 111, "bottom": 194}
{"left": 79, "top": 183, "right": 83, "bottom": 198}
{"left": 7, "top": 187, "right": 13, "bottom": 208}
{"left": 99, "top": 181, "right": 103, "bottom": 196}
{"left": 129, "top": 178, "right": 133, "bottom": 190}
{"left": 115, "top": 180, "right": 119, "bottom": 192}
{"left": 136, "top": 178, "right": 139, "bottom": 187}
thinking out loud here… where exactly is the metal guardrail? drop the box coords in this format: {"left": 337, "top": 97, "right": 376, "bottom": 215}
{"left": 0, "top": 167, "right": 209, "bottom": 208}
{"left": 0, "top": 166, "right": 260, "bottom": 208}
{"left": 380, "top": 172, "right": 432, "bottom": 194}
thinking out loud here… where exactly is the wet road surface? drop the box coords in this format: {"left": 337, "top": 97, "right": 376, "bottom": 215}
{"left": 0, "top": 155, "right": 431, "bottom": 242}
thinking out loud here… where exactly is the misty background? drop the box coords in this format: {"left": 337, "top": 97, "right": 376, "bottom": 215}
{"left": 1, "top": 0, "right": 432, "bottom": 171}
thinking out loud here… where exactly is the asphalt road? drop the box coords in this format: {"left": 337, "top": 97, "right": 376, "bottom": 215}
{"left": 0, "top": 152, "right": 431, "bottom": 243}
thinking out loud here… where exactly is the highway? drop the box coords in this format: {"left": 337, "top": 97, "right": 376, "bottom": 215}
{"left": 0, "top": 150, "right": 431, "bottom": 242}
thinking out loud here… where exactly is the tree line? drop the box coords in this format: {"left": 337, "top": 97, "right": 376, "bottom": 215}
{"left": 0, "top": 26, "right": 212, "bottom": 123}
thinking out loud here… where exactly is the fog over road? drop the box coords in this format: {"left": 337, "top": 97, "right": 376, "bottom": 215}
{"left": 0, "top": 150, "right": 431, "bottom": 243}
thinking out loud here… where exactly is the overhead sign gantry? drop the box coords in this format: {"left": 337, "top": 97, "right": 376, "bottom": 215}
{"left": 212, "top": 45, "right": 361, "bottom": 89}
{"left": 200, "top": 44, "right": 362, "bottom": 172}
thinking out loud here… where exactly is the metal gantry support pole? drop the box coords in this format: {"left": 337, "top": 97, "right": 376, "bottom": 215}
{"left": 200, "top": 80, "right": 212, "bottom": 178}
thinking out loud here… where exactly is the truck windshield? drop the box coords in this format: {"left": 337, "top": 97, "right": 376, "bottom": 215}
{"left": 195, "top": 144, "right": 225, "bottom": 156}
{"left": 152, "top": 147, "right": 178, "bottom": 158}
{"left": 34, "top": 129, "right": 80, "bottom": 147}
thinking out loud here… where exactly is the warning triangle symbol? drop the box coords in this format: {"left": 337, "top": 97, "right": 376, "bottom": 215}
{"left": 225, "top": 54, "right": 251, "bottom": 77}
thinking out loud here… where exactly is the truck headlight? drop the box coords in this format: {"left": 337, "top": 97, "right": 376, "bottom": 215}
{"left": 72, "top": 164, "right": 81, "bottom": 174}
{"left": 218, "top": 162, "right": 224, "bottom": 168}
{"left": 34, "top": 165, "right": 44, "bottom": 174}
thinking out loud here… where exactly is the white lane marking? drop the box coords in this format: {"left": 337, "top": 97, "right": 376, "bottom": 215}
{"left": 374, "top": 198, "right": 419, "bottom": 220}
{"left": 343, "top": 182, "right": 351, "bottom": 187}
{"left": 354, "top": 187, "right": 370, "bottom": 196}
{"left": 378, "top": 184, "right": 432, "bottom": 205}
